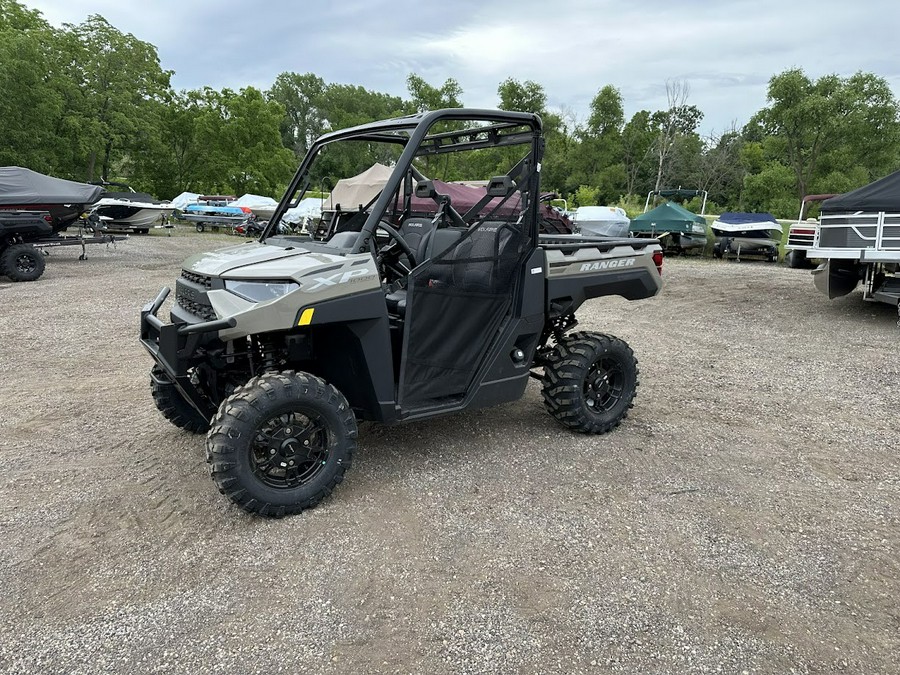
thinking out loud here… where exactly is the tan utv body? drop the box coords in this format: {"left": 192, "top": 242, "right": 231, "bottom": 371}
{"left": 141, "top": 108, "right": 663, "bottom": 517}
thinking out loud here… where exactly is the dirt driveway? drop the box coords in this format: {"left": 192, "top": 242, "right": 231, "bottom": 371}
{"left": 0, "top": 233, "right": 897, "bottom": 674}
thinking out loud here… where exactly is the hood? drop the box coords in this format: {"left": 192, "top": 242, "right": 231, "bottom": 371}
{"left": 182, "top": 241, "right": 351, "bottom": 278}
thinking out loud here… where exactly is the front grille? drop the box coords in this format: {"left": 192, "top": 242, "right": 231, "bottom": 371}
{"left": 176, "top": 296, "right": 216, "bottom": 321}
{"left": 181, "top": 270, "right": 213, "bottom": 288}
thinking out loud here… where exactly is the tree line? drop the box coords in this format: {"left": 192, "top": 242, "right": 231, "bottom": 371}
{"left": 3, "top": 0, "right": 899, "bottom": 218}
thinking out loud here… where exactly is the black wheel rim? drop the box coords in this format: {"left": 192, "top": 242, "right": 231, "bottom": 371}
{"left": 583, "top": 357, "right": 625, "bottom": 414}
{"left": 15, "top": 253, "right": 37, "bottom": 274}
{"left": 250, "top": 411, "right": 330, "bottom": 489}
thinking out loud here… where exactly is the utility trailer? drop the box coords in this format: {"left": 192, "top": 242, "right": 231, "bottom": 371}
{"left": 0, "top": 210, "right": 125, "bottom": 282}
{"left": 805, "top": 172, "right": 900, "bottom": 310}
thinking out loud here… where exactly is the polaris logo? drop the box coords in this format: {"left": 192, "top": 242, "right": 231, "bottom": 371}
{"left": 579, "top": 258, "right": 636, "bottom": 272}
{"left": 307, "top": 268, "right": 374, "bottom": 290}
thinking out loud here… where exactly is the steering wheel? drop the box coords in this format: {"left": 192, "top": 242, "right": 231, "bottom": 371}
{"left": 374, "top": 222, "right": 416, "bottom": 277}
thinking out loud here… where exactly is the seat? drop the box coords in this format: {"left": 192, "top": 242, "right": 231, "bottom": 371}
{"left": 450, "top": 222, "right": 521, "bottom": 293}
{"left": 384, "top": 217, "right": 438, "bottom": 317}
{"left": 385, "top": 225, "right": 466, "bottom": 317}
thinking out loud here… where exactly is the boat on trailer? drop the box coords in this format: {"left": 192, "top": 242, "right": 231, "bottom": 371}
{"left": 91, "top": 182, "right": 174, "bottom": 233}
{"left": 711, "top": 212, "right": 782, "bottom": 262}
{"left": 178, "top": 196, "right": 252, "bottom": 232}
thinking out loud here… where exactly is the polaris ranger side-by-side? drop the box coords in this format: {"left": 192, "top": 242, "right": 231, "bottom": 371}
{"left": 141, "top": 109, "right": 664, "bottom": 517}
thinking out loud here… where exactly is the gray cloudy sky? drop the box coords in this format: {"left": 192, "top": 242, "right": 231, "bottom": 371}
{"left": 25, "top": 0, "right": 900, "bottom": 134}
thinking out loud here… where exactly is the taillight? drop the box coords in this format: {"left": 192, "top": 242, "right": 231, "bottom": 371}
{"left": 43, "top": 214, "right": 52, "bottom": 223}
{"left": 652, "top": 250, "right": 664, "bottom": 275}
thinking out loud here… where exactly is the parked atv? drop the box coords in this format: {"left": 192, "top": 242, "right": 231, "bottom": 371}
{"left": 141, "top": 109, "right": 664, "bottom": 517}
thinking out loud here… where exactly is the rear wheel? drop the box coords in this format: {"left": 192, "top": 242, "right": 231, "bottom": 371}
{"left": 207, "top": 371, "right": 356, "bottom": 517}
{"left": 0, "top": 244, "right": 45, "bottom": 281}
{"left": 150, "top": 366, "right": 211, "bottom": 433}
{"left": 541, "top": 332, "right": 638, "bottom": 434}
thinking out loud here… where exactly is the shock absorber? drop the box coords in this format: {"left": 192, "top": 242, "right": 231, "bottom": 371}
{"left": 257, "top": 335, "right": 279, "bottom": 373}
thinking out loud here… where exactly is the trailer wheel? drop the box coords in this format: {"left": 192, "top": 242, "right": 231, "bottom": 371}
{"left": 195, "top": 223, "right": 205, "bottom": 233}
{"left": 542, "top": 332, "right": 638, "bottom": 434}
{"left": 207, "top": 371, "right": 357, "bottom": 517}
{"left": 0, "top": 243, "right": 46, "bottom": 281}
{"left": 150, "top": 366, "right": 211, "bottom": 433}
{"left": 787, "top": 250, "right": 807, "bottom": 269}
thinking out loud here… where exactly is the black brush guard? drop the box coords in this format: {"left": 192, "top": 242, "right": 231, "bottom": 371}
{"left": 140, "top": 287, "right": 236, "bottom": 418}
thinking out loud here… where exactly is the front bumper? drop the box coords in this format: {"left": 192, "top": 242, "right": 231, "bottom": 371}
{"left": 140, "top": 287, "right": 236, "bottom": 417}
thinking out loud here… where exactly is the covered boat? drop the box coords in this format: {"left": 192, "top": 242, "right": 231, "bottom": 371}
{"left": 231, "top": 193, "right": 280, "bottom": 220}
{"left": 320, "top": 164, "right": 571, "bottom": 235}
{"left": 574, "top": 206, "right": 630, "bottom": 237}
{"left": 0, "top": 167, "right": 104, "bottom": 232}
{"left": 630, "top": 201, "right": 707, "bottom": 252}
{"left": 711, "top": 212, "right": 782, "bottom": 261}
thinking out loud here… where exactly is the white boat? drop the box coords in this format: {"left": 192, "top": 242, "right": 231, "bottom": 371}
{"left": 574, "top": 206, "right": 630, "bottom": 237}
{"left": 711, "top": 212, "right": 782, "bottom": 261}
{"left": 231, "top": 193, "right": 280, "bottom": 220}
{"left": 91, "top": 184, "right": 173, "bottom": 233}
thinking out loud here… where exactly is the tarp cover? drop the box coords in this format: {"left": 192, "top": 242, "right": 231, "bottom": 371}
{"left": 0, "top": 166, "right": 104, "bottom": 206}
{"left": 170, "top": 192, "right": 201, "bottom": 210}
{"left": 324, "top": 163, "right": 394, "bottom": 211}
{"left": 712, "top": 212, "right": 781, "bottom": 234}
{"left": 283, "top": 197, "right": 323, "bottom": 223}
{"left": 716, "top": 212, "right": 777, "bottom": 224}
{"left": 574, "top": 206, "right": 630, "bottom": 237}
{"left": 821, "top": 170, "right": 900, "bottom": 213}
{"left": 231, "top": 193, "right": 278, "bottom": 209}
{"left": 631, "top": 201, "right": 706, "bottom": 234}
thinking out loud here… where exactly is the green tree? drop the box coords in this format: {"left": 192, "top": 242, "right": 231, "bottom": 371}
{"left": 497, "top": 78, "right": 547, "bottom": 115}
{"left": 0, "top": 1, "right": 67, "bottom": 172}
{"left": 649, "top": 80, "right": 703, "bottom": 192}
{"left": 59, "top": 15, "right": 172, "bottom": 181}
{"left": 569, "top": 85, "right": 627, "bottom": 202}
{"left": 268, "top": 72, "right": 327, "bottom": 159}
{"left": 757, "top": 68, "right": 900, "bottom": 197}
{"left": 406, "top": 74, "right": 463, "bottom": 112}
{"left": 621, "top": 110, "right": 655, "bottom": 197}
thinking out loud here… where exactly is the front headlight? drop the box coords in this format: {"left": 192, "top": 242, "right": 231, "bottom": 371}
{"left": 224, "top": 279, "right": 299, "bottom": 303}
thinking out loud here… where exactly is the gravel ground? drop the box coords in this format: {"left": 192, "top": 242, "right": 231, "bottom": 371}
{"left": 0, "top": 232, "right": 898, "bottom": 674}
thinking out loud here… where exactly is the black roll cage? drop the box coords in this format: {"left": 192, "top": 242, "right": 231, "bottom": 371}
{"left": 261, "top": 109, "right": 545, "bottom": 252}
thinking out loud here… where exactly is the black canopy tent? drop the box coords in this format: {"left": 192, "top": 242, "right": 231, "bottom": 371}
{"left": 821, "top": 169, "right": 900, "bottom": 213}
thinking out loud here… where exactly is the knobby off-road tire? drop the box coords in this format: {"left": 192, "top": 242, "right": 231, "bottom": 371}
{"left": 150, "top": 366, "right": 211, "bottom": 433}
{"left": 0, "top": 243, "right": 45, "bottom": 281}
{"left": 541, "top": 332, "right": 639, "bottom": 434}
{"left": 207, "top": 371, "right": 357, "bottom": 517}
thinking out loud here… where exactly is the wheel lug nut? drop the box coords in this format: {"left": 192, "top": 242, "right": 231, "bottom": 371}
{"left": 289, "top": 460, "right": 294, "bottom": 466}
{"left": 303, "top": 440, "right": 309, "bottom": 446}
{"left": 270, "top": 449, "right": 276, "bottom": 455}
{"left": 285, "top": 428, "right": 292, "bottom": 434}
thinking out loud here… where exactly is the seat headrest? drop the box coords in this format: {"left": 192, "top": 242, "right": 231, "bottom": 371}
{"left": 415, "top": 180, "right": 436, "bottom": 199}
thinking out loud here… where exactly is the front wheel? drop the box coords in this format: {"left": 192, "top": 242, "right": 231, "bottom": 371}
{"left": 207, "top": 371, "right": 357, "bottom": 517}
{"left": 150, "top": 366, "right": 211, "bottom": 433}
{"left": 541, "top": 332, "right": 639, "bottom": 434}
{"left": 1, "top": 243, "right": 46, "bottom": 281}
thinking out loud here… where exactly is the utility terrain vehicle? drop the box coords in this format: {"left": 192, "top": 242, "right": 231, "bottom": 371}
{"left": 141, "top": 109, "right": 664, "bottom": 517}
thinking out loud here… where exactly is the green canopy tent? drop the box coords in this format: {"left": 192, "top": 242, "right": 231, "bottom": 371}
{"left": 630, "top": 201, "right": 708, "bottom": 252}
